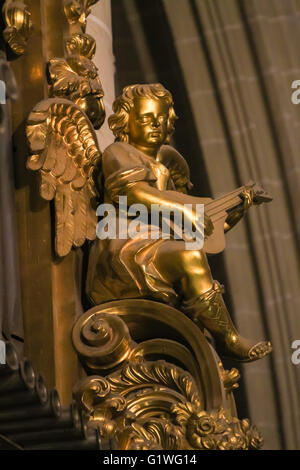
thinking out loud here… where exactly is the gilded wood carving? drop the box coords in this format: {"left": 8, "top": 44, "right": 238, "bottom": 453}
{"left": 26, "top": 0, "right": 104, "bottom": 257}
{"left": 25, "top": 0, "right": 274, "bottom": 450}
{"left": 72, "top": 306, "right": 263, "bottom": 450}
{"left": 2, "top": 0, "right": 33, "bottom": 55}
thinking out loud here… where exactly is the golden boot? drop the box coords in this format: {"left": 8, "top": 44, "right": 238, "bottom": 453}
{"left": 182, "top": 281, "right": 272, "bottom": 362}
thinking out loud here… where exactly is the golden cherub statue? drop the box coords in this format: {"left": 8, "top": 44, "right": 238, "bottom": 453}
{"left": 87, "top": 84, "right": 272, "bottom": 362}
{"left": 27, "top": 81, "right": 272, "bottom": 363}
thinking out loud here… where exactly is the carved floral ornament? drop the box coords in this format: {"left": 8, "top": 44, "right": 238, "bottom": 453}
{"left": 23, "top": 0, "right": 268, "bottom": 449}
{"left": 73, "top": 363, "right": 263, "bottom": 450}
{"left": 63, "top": 0, "right": 98, "bottom": 65}
{"left": 64, "top": 0, "right": 98, "bottom": 32}
{"left": 2, "top": 0, "right": 33, "bottom": 55}
{"left": 72, "top": 310, "right": 263, "bottom": 450}
{"left": 65, "top": 33, "right": 96, "bottom": 59}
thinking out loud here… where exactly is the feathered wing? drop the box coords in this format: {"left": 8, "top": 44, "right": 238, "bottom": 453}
{"left": 26, "top": 98, "right": 101, "bottom": 257}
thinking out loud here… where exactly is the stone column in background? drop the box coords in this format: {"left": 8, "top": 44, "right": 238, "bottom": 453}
{"left": 87, "top": 0, "right": 115, "bottom": 150}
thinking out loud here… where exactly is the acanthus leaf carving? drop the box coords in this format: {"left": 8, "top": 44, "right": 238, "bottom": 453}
{"left": 64, "top": 0, "right": 99, "bottom": 32}
{"left": 73, "top": 360, "right": 263, "bottom": 450}
{"left": 2, "top": 0, "right": 33, "bottom": 56}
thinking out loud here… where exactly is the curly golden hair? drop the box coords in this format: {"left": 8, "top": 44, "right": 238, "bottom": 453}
{"left": 108, "top": 83, "right": 178, "bottom": 143}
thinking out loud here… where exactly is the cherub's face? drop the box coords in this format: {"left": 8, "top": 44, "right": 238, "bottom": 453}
{"left": 128, "top": 97, "right": 169, "bottom": 151}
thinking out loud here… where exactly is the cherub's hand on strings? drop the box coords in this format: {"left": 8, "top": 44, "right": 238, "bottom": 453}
{"left": 240, "top": 187, "right": 254, "bottom": 213}
{"left": 204, "top": 213, "right": 214, "bottom": 237}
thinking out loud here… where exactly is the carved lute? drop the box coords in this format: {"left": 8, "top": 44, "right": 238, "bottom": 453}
{"left": 203, "top": 181, "right": 272, "bottom": 254}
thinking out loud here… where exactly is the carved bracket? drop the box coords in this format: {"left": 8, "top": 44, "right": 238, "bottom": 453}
{"left": 72, "top": 300, "right": 263, "bottom": 450}
{"left": 73, "top": 362, "right": 263, "bottom": 450}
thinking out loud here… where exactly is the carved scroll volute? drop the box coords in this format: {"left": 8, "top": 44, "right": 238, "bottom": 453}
{"left": 2, "top": 0, "right": 33, "bottom": 55}
{"left": 72, "top": 312, "right": 133, "bottom": 371}
{"left": 72, "top": 303, "right": 263, "bottom": 450}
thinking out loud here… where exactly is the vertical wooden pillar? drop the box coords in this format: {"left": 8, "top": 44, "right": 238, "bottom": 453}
{"left": 41, "top": 0, "right": 81, "bottom": 405}
{"left": 12, "top": 0, "right": 56, "bottom": 389}
{"left": 12, "top": 0, "right": 79, "bottom": 404}
{"left": 11, "top": 0, "right": 114, "bottom": 405}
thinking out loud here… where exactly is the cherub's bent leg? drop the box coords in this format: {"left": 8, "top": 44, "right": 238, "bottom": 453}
{"left": 153, "top": 241, "right": 272, "bottom": 362}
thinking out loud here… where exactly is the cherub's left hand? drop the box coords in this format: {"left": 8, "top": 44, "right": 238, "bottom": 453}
{"left": 240, "top": 187, "right": 254, "bottom": 213}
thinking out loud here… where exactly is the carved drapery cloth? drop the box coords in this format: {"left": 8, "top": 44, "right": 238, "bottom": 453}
{"left": 111, "top": 0, "right": 300, "bottom": 450}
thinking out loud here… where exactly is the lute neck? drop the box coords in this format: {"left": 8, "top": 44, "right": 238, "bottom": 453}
{"left": 206, "top": 185, "right": 248, "bottom": 220}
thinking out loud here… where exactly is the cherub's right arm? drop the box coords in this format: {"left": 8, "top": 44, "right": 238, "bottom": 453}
{"left": 103, "top": 143, "right": 213, "bottom": 237}
{"left": 126, "top": 182, "right": 214, "bottom": 237}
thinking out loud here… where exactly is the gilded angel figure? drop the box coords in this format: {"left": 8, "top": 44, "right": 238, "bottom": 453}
{"left": 27, "top": 77, "right": 272, "bottom": 362}
{"left": 87, "top": 84, "right": 272, "bottom": 363}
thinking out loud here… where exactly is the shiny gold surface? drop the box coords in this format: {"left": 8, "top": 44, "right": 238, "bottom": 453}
{"left": 26, "top": 0, "right": 104, "bottom": 259}
{"left": 48, "top": 55, "right": 105, "bottom": 129}
{"left": 64, "top": 0, "right": 98, "bottom": 32}
{"left": 20, "top": 0, "right": 103, "bottom": 404}
{"left": 18, "top": 1, "right": 271, "bottom": 445}
{"left": 65, "top": 32, "right": 96, "bottom": 59}
{"left": 72, "top": 308, "right": 262, "bottom": 450}
{"left": 72, "top": 299, "right": 239, "bottom": 412}
{"left": 72, "top": 311, "right": 132, "bottom": 371}
{"left": 88, "top": 83, "right": 272, "bottom": 363}
{"left": 218, "top": 362, "right": 241, "bottom": 394}
{"left": 2, "top": 0, "right": 33, "bottom": 55}
{"left": 26, "top": 97, "right": 101, "bottom": 257}
{"left": 11, "top": 0, "right": 56, "bottom": 391}
{"left": 11, "top": 0, "right": 102, "bottom": 403}
{"left": 14, "top": 0, "right": 103, "bottom": 404}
